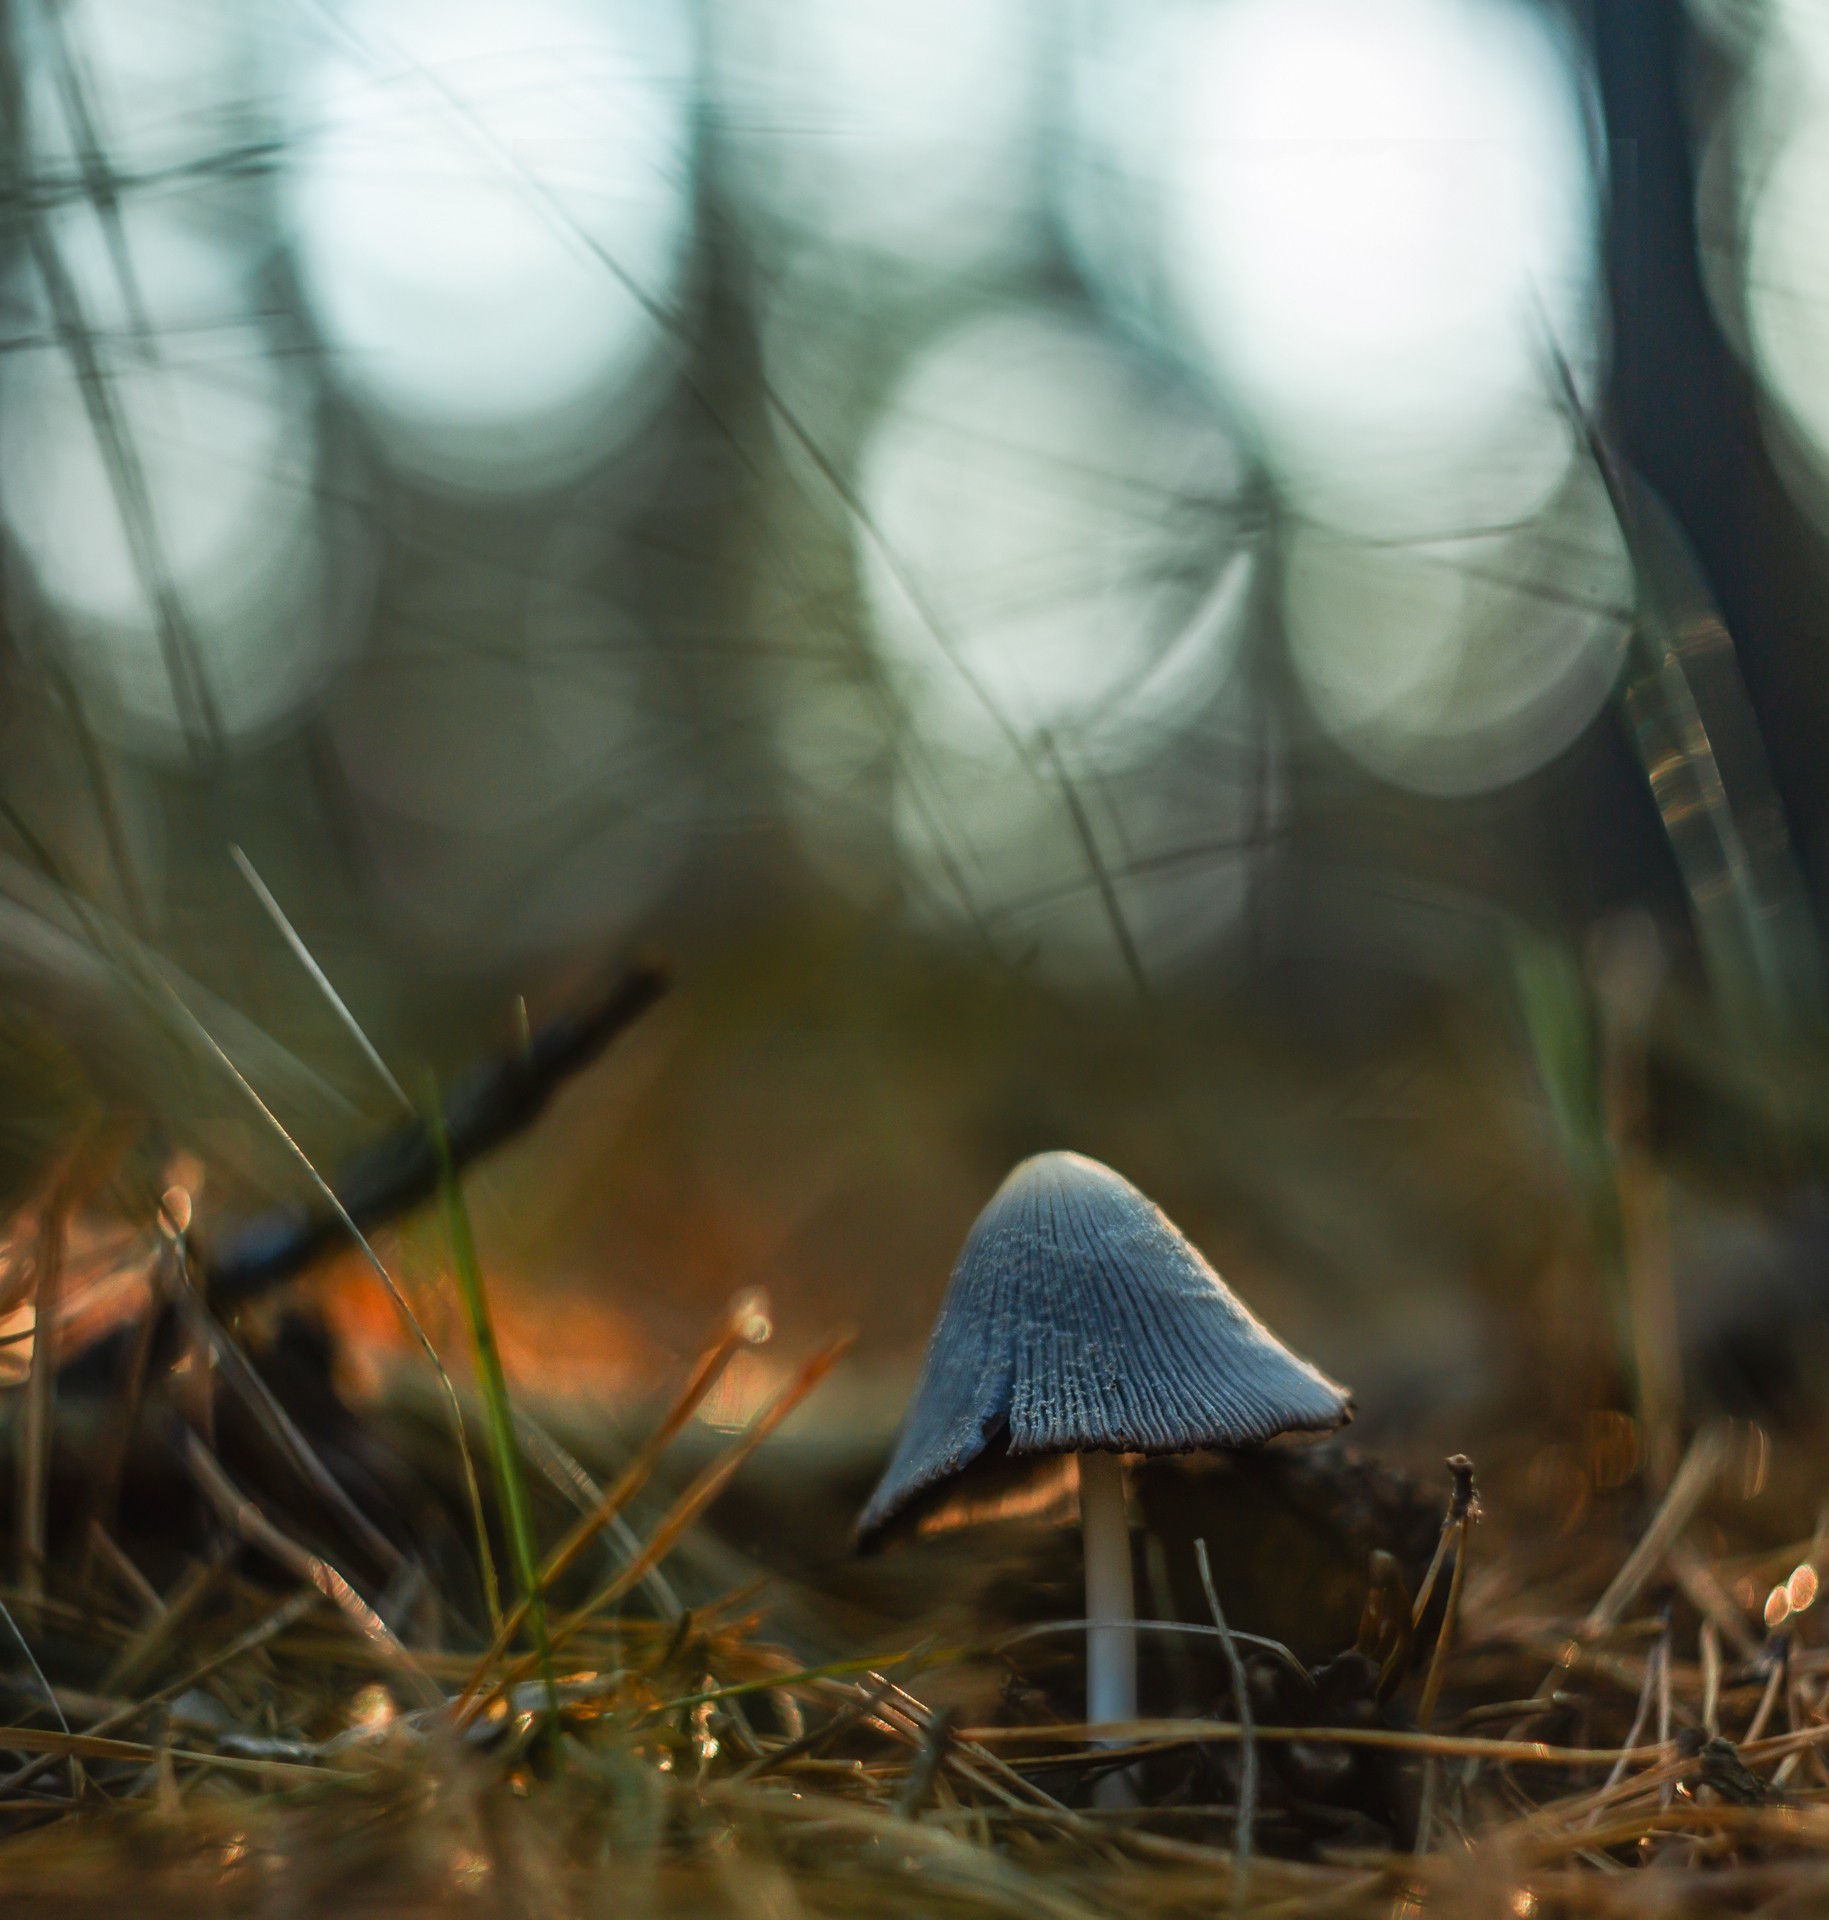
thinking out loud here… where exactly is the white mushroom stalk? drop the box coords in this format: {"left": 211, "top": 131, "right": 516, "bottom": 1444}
{"left": 1078, "top": 1448, "right": 1138, "bottom": 1808}
{"left": 1079, "top": 1450, "right": 1137, "bottom": 1726}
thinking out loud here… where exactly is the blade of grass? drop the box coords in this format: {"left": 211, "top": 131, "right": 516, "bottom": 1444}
{"left": 159, "top": 1235, "right": 405, "bottom": 1579}
{"left": 0, "top": 1596, "right": 79, "bottom": 1796}
{"left": 429, "top": 1093, "right": 555, "bottom": 1719}
{"left": 139, "top": 976, "right": 502, "bottom": 1627}
{"left": 228, "top": 845, "right": 414, "bottom": 1113}
{"left": 467, "top": 1330, "right": 854, "bottom": 1721}
{"left": 455, "top": 1290, "right": 770, "bottom": 1709}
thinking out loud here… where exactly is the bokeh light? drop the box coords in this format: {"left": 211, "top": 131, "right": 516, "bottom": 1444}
{"left": 284, "top": 0, "right": 695, "bottom": 494}
{"left": 855, "top": 305, "right": 1253, "bottom": 764}
{"left": 1149, "top": 0, "right": 1601, "bottom": 539}
{"left": 0, "top": 208, "right": 359, "bottom": 751}
{"left": 886, "top": 715, "right": 1271, "bottom": 987}
{"left": 790, "top": 301, "right": 1268, "bottom": 982}
{"left": 1733, "top": 16, "right": 1829, "bottom": 526}
{"left": 1285, "top": 458, "right": 1631, "bottom": 795}
{"left": 18, "top": 0, "right": 263, "bottom": 180}
{"left": 712, "top": 0, "right": 1040, "bottom": 287}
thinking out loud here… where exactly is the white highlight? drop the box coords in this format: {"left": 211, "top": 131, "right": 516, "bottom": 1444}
{"left": 286, "top": 0, "right": 694, "bottom": 493}
{"left": 1742, "top": 25, "right": 1829, "bottom": 504}
{"left": 815, "top": 303, "right": 1265, "bottom": 982}
{"left": 1285, "top": 460, "right": 1632, "bottom": 795}
{"left": 712, "top": 0, "right": 1039, "bottom": 283}
{"left": 0, "top": 211, "right": 349, "bottom": 748}
{"left": 857, "top": 306, "right": 1250, "bottom": 762}
{"left": 1158, "top": 0, "right": 1599, "bottom": 537}
{"left": 20, "top": 0, "right": 260, "bottom": 175}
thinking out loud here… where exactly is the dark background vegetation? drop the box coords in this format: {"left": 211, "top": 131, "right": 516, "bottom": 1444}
{"left": 1, "top": 0, "right": 1827, "bottom": 1462}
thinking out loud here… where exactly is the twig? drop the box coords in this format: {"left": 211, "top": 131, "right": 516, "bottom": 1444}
{"left": 181, "top": 1431, "right": 442, "bottom": 1708}
{"left": 1581, "top": 1426, "right": 1729, "bottom": 1638}
{"left": 203, "top": 962, "right": 668, "bottom": 1304}
{"left": 895, "top": 1708, "right": 955, "bottom": 1819}
{"left": 1196, "top": 1537, "right": 1255, "bottom": 1910}
{"left": 1588, "top": 1623, "right": 1665, "bottom": 1819}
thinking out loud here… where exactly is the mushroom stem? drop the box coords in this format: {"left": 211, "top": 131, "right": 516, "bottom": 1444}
{"left": 1079, "top": 1448, "right": 1137, "bottom": 1806}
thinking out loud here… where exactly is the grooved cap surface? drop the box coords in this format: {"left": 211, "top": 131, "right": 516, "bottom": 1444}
{"left": 858, "top": 1151, "right": 1352, "bottom": 1543}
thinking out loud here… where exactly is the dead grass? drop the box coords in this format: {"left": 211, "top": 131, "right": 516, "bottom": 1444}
{"left": 0, "top": 1254, "right": 1823, "bottom": 1920}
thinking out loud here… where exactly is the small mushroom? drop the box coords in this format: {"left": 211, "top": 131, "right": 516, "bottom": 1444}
{"left": 858, "top": 1151, "right": 1351, "bottom": 1786}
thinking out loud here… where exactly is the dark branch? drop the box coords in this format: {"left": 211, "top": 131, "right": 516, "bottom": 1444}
{"left": 202, "top": 962, "right": 668, "bottom": 1305}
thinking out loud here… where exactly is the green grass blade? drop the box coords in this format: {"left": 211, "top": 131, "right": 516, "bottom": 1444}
{"left": 430, "top": 1093, "right": 556, "bottom": 1715}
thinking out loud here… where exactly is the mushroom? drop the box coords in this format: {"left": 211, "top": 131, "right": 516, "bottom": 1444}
{"left": 858, "top": 1151, "right": 1351, "bottom": 1788}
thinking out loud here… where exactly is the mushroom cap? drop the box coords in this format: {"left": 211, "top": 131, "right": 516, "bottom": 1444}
{"left": 858, "top": 1150, "right": 1352, "bottom": 1543}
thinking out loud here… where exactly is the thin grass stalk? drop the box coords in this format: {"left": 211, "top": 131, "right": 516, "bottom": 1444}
{"left": 229, "top": 846, "right": 415, "bottom": 1113}
{"left": 1746, "top": 1640, "right": 1787, "bottom": 1745}
{"left": 1417, "top": 1518, "right": 1469, "bottom": 1735}
{"left": 0, "top": 1596, "right": 79, "bottom": 1796}
{"left": 430, "top": 1098, "right": 556, "bottom": 1717}
{"left": 1588, "top": 1629, "right": 1665, "bottom": 1821}
{"left": 459, "top": 1295, "right": 766, "bottom": 1705}
{"left": 181, "top": 1431, "right": 442, "bottom": 1708}
{"left": 1415, "top": 1453, "right": 1478, "bottom": 1848}
{"left": 1701, "top": 1620, "right": 1721, "bottom": 1737}
{"left": 100, "top": 1552, "right": 227, "bottom": 1693}
{"left": 140, "top": 975, "right": 503, "bottom": 1626}
{"left": 471, "top": 1332, "right": 855, "bottom": 1717}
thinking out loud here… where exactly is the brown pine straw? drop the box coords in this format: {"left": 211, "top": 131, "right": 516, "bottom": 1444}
{"left": 452, "top": 1289, "right": 772, "bottom": 1708}
{"left": 955, "top": 1721, "right": 1672, "bottom": 1765}
{"left": 1579, "top": 1425, "right": 1729, "bottom": 1637}
{"left": 459, "top": 1330, "right": 856, "bottom": 1724}
{"left": 9, "top": 1215, "right": 1829, "bottom": 1913}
